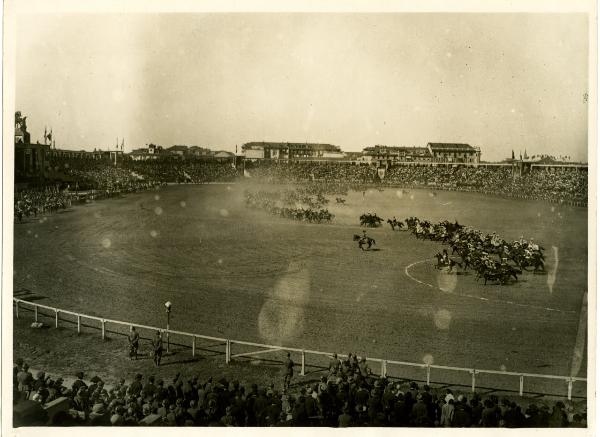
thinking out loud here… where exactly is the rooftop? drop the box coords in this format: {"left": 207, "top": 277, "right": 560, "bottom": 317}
{"left": 427, "top": 143, "right": 475, "bottom": 152}
{"left": 242, "top": 142, "right": 340, "bottom": 152}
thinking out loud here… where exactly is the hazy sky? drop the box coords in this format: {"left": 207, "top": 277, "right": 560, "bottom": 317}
{"left": 16, "top": 13, "right": 589, "bottom": 162}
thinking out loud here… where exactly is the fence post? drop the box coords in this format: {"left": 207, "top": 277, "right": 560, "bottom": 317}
{"left": 381, "top": 360, "right": 387, "bottom": 377}
{"left": 77, "top": 315, "right": 81, "bottom": 334}
{"left": 15, "top": 301, "right": 19, "bottom": 319}
{"left": 192, "top": 337, "right": 196, "bottom": 357}
{"left": 519, "top": 375, "right": 524, "bottom": 396}
{"left": 225, "top": 340, "right": 231, "bottom": 364}
{"left": 301, "top": 350, "right": 306, "bottom": 376}
{"left": 567, "top": 378, "right": 573, "bottom": 400}
{"left": 34, "top": 306, "right": 38, "bottom": 322}
{"left": 55, "top": 309, "right": 59, "bottom": 328}
{"left": 471, "top": 370, "right": 477, "bottom": 393}
{"left": 101, "top": 319, "right": 106, "bottom": 340}
{"left": 426, "top": 365, "right": 431, "bottom": 385}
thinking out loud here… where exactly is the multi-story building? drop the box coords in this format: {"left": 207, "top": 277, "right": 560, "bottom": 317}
{"left": 241, "top": 142, "right": 344, "bottom": 160}
{"left": 362, "top": 145, "right": 433, "bottom": 166}
{"left": 427, "top": 143, "right": 481, "bottom": 164}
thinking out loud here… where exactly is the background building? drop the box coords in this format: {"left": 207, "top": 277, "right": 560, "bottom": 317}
{"left": 242, "top": 142, "right": 343, "bottom": 160}
{"left": 14, "top": 111, "right": 49, "bottom": 182}
{"left": 427, "top": 143, "right": 481, "bottom": 164}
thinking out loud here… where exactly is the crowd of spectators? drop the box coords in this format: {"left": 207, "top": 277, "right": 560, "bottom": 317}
{"left": 245, "top": 161, "right": 587, "bottom": 204}
{"left": 244, "top": 160, "right": 376, "bottom": 185}
{"left": 50, "top": 158, "right": 157, "bottom": 193}
{"left": 46, "top": 157, "right": 590, "bottom": 204}
{"left": 122, "top": 160, "right": 239, "bottom": 184}
{"left": 15, "top": 158, "right": 587, "bottom": 223}
{"left": 14, "top": 187, "right": 72, "bottom": 221}
{"left": 13, "top": 357, "right": 585, "bottom": 427}
{"left": 381, "top": 165, "right": 587, "bottom": 203}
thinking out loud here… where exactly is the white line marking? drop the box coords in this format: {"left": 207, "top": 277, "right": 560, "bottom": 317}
{"left": 404, "top": 259, "right": 576, "bottom": 314}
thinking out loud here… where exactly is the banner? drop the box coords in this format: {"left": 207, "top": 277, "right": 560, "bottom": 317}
{"left": 377, "top": 167, "right": 386, "bottom": 180}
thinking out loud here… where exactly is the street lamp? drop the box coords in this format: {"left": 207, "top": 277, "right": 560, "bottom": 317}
{"left": 164, "top": 301, "right": 172, "bottom": 353}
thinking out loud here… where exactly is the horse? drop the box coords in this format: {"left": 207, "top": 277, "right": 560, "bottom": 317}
{"left": 475, "top": 262, "right": 519, "bottom": 285}
{"left": 479, "top": 269, "right": 508, "bottom": 285}
{"left": 434, "top": 253, "right": 462, "bottom": 272}
{"left": 500, "top": 264, "right": 522, "bottom": 282}
{"left": 360, "top": 213, "right": 384, "bottom": 228}
{"left": 387, "top": 219, "right": 404, "bottom": 231}
{"left": 512, "top": 252, "right": 545, "bottom": 272}
{"left": 353, "top": 234, "right": 376, "bottom": 251}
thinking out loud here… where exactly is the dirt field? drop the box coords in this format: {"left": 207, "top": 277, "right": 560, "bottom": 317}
{"left": 13, "top": 183, "right": 588, "bottom": 397}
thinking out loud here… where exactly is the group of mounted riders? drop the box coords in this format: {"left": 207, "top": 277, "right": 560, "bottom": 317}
{"left": 404, "top": 216, "right": 545, "bottom": 285}
{"left": 356, "top": 212, "right": 545, "bottom": 285}
{"left": 244, "top": 190, "right": 335, "bottom": 224}
{"left": 359, "top": 212, "right": 384, "bottom": 227}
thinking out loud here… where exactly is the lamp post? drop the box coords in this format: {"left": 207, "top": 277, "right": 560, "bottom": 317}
{"left": 164, "top": 301, "right": 172, "bottom": 353}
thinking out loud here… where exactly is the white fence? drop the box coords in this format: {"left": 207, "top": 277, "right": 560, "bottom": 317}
{"left": 13, "top": 298, "right": 586, "bottom": 400}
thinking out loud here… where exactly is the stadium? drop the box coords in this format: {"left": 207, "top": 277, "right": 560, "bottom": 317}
{"left": 12, "top": 135, "right": 589, "bottom": 426}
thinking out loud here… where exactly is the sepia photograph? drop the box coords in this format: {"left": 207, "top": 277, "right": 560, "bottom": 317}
{"left": 3, "top": 0, "right": 596, "bottom": 434}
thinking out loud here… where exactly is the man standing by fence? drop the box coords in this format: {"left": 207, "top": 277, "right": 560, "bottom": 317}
{"left": 283, "top": 352, "right": 294, "bottom": 392}
{"left": 152, "top": 331, "right": 163, "bottom": 367}
{"left": 128, "top": 327, "right": 140, "bottom": 360}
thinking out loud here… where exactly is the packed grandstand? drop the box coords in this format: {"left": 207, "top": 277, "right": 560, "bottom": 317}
{"left": 14, "top": 157, "right": 587, "bottom": 220}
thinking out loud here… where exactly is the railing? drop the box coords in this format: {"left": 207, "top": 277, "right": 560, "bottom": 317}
{"left": 13, "top": 298, "right": 586, "bottom": 400}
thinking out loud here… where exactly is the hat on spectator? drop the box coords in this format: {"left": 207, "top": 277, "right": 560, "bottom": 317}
{"left": 91, "top": 376, "right": 101, "bottom": 383}
{"left": 76, "top": 371, "right": 84, "bottom": 379}
{"left": 445, "top": 394, "right": 455, "bottom": 403}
